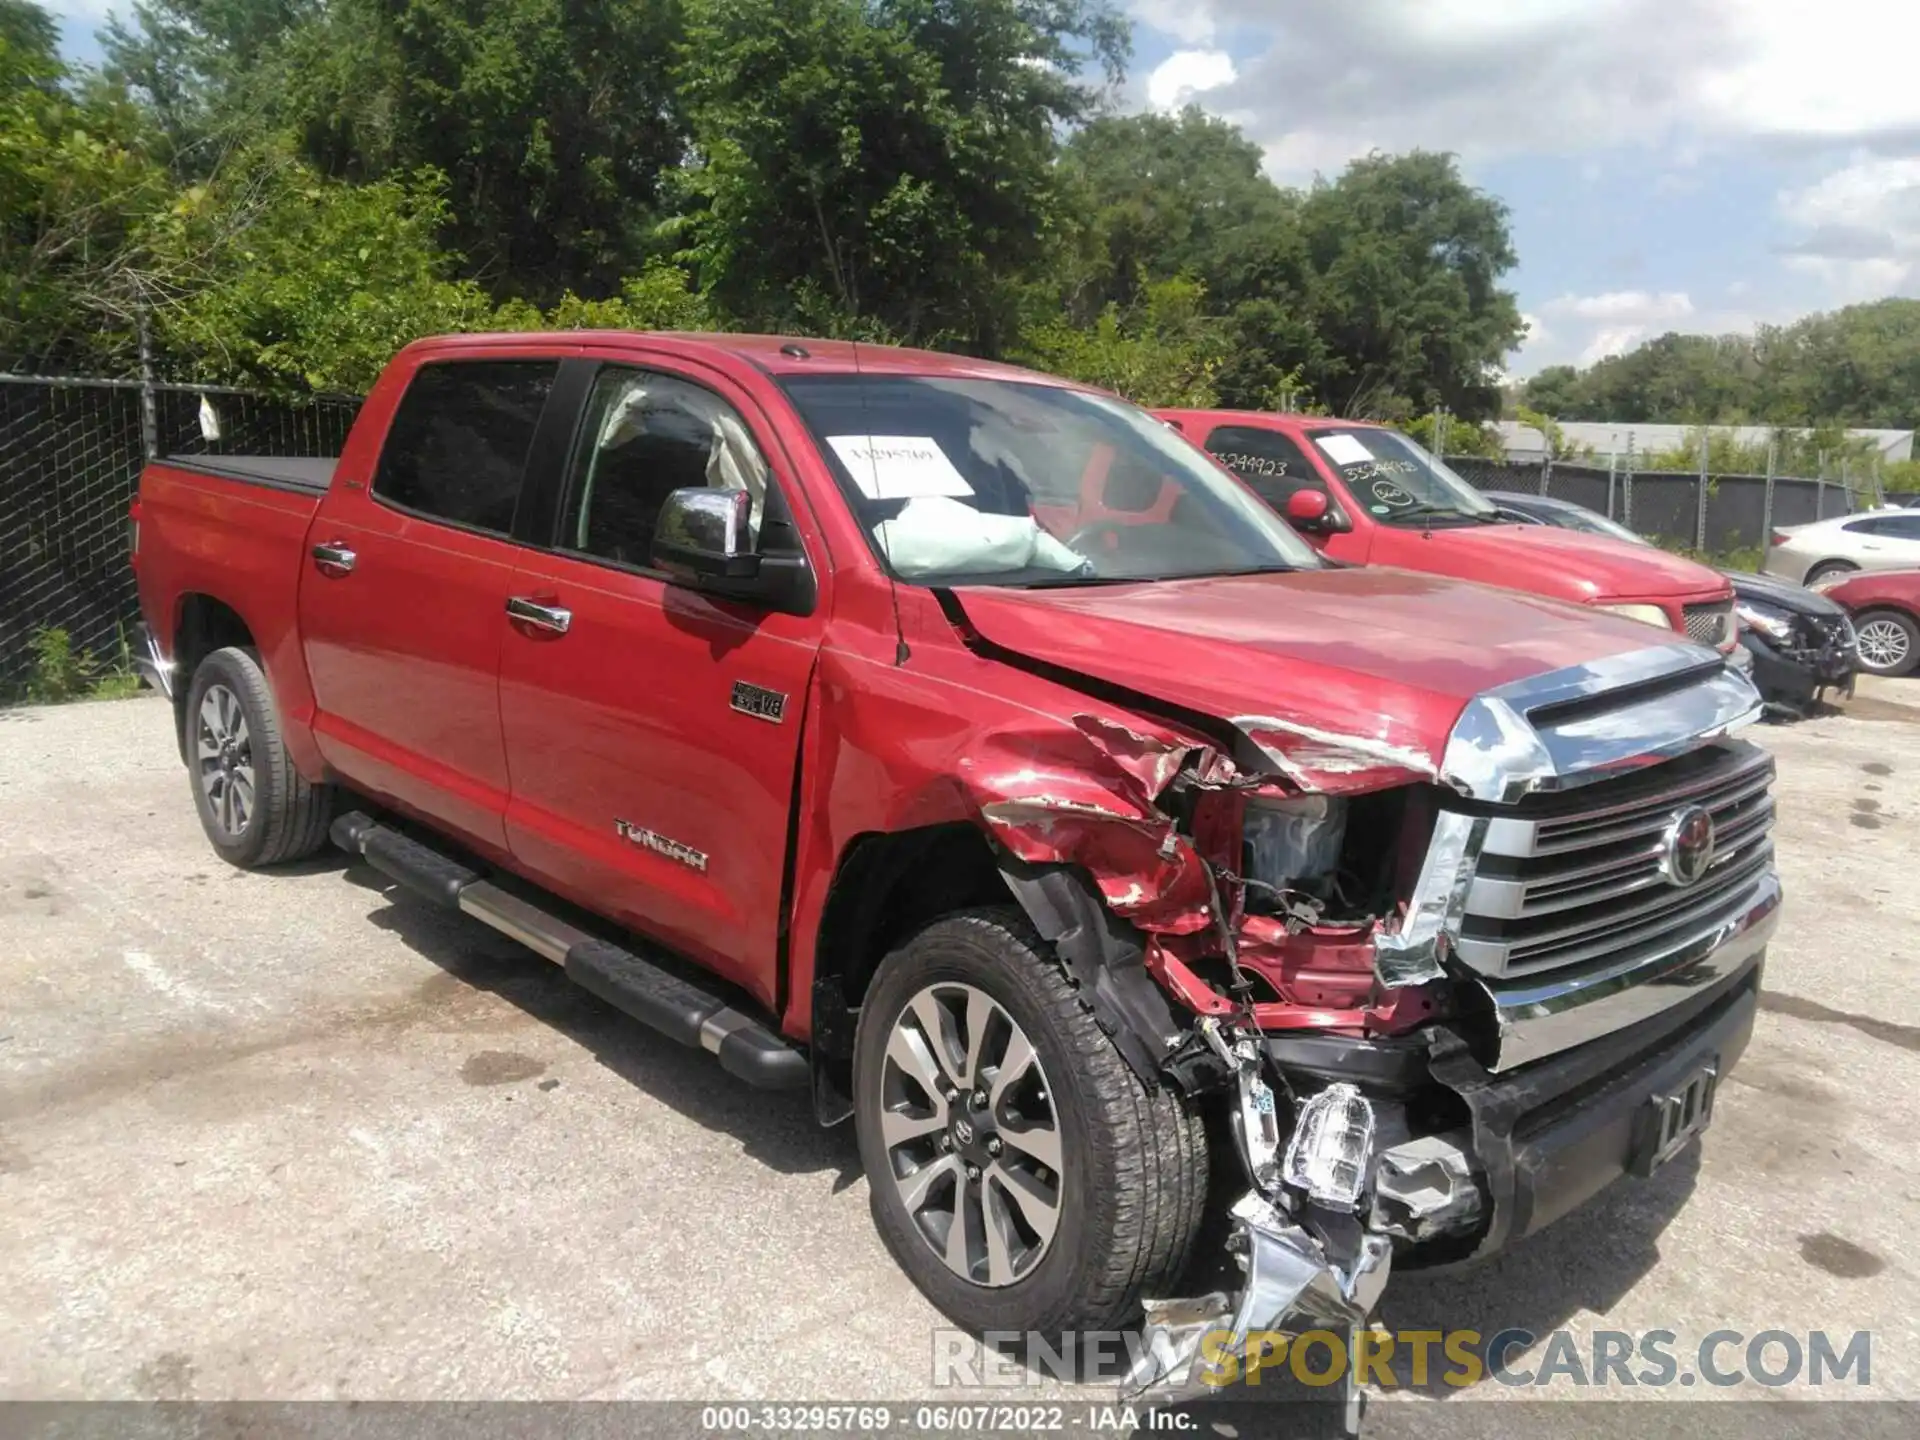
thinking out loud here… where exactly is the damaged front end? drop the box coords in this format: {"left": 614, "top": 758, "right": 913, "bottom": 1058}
{"left": 960, "top": 642, "right": 1772, "bottom": 1430}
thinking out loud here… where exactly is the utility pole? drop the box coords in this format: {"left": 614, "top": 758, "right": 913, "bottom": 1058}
{"left": 1695, "top": 428, "right": 1710, "bottom": 553}
{"left": 1761, "top": 439, "right": 1777, "bottom": 565}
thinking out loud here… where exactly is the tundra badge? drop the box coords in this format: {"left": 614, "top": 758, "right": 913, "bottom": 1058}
{"left": 615, "top": 820, "right": 709, "bottom": 873}
{"left": 730, "top": 681, "right": 787, "bottom": 723}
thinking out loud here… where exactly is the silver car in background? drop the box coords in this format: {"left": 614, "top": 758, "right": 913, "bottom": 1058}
{"left": 1763, "top": 508, "right": 1920, "bottom": 585}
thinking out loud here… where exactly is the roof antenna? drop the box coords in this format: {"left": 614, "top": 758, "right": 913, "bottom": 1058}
{"left": 853, "top": 338, "right": 911, "bottom": 666}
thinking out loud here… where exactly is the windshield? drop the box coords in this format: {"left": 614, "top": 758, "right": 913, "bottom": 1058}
{"left": 1308, "top": 427, "right": 1500, "bottom": 525}
{"left": 781, "top": 375, "right": 1323, "bottom": 586}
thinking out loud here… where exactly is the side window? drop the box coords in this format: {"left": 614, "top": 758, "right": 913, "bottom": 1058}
{"left": 1883, "top": 515, "right": 1920, "bottom": 540}
{"left": 1203, "top": 425, "right": 1326, "bottom": 510}
{"left": 1845, "top": 517, "right": 1889, "bottom": 536}
{"left": 560, "top": 367, "right": 777, "bottom": 571}
{"left": 372, "top": 360, "right": 557, "bottom": 533}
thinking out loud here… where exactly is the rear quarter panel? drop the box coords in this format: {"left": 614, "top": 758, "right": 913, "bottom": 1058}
{"left": 136, "top": 463, "right": 325, "bottom": 775}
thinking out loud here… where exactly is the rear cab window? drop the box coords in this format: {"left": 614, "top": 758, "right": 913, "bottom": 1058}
{"left": 1202, "top": 424, "right": 1332, "bottom": 511}
{"left": 372, "top": 360, "right": 559, "bottom": 533}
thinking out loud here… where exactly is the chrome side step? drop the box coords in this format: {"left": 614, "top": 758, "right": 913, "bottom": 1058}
{"left": 329, "top": 812, "right": 808, "bottom": 1090}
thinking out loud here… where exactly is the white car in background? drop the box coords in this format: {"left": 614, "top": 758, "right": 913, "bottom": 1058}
{"left": 1763, "top": 508, "right": 1920, "bottom": 586}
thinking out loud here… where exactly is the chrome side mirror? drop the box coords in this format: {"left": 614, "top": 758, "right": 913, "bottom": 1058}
{"left": 652, "top": 487, "right": 760, "bottom": 581}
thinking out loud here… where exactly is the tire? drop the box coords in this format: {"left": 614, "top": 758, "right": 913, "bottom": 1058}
{"left": 184, "top": 646, "right": 335, "bottom": 868}
{"left": 1853, "top": 609, "right": 1920, "bottom": 678}
{"left": 853, "top": 906, "right": 1208, "bottom": 1337}
{"left": 1805, "top": 559, "right": 1858, "bottom": 586}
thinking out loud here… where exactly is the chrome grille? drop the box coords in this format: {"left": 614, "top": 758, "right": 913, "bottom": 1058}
{"left": 1683, "top": 600, "right": 1734, "bottom": 647}
{"left": 1455, "top": 741, "right": 1775, "bottom": 978}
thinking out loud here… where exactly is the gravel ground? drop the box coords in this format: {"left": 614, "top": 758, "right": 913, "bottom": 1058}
{"left": 2, "top": 683, "right": 1917, "bottom": 1433}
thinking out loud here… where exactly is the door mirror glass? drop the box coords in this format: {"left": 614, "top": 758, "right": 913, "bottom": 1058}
{"left": 652, "top": 487, "right": 761, "bottom": 580}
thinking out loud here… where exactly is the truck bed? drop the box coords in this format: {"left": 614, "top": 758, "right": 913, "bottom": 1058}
{"left": 162, "top": 455, "right": 337, "bottom": 494}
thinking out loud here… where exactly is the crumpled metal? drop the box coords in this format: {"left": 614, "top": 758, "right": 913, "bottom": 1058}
{"left": 1126, "top": 1192, "right": 1393, "bottom": 1412}
{"left": 968, "top": 713, "right": 1248, "bottom": 935}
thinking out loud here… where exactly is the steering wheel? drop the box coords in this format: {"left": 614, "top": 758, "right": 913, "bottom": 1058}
{"left": 1065, "top": 518, "right": 1133, "bottom": 554}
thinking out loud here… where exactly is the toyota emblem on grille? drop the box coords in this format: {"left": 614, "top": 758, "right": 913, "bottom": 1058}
{"left": 1659, "top": 805, "right": 1716, "bottom": 887}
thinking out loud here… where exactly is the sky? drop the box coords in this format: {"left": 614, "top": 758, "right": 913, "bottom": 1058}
{"left": 44, "top": 1, "right": 1920, "bottom": 377}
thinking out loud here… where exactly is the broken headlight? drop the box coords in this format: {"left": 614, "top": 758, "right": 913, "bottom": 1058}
{"left": 1734, "top": 599, "right": 1795, "bottom": 645}
{"left": 1281, "top": 1082, "right": 1376, "bottom": 1209}
{"left": 1244, "top": 793, "right": 1347, "bottom": 899}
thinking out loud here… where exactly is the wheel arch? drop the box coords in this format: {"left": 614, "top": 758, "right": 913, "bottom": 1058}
{"left": 169, "top": 593, "right": 258, "bottom": 760}
{"left": 806, "top": 823, "right": 1184, "bottom": 1125}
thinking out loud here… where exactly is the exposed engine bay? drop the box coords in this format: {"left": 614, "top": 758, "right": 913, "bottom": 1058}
{"left": 956, "top": 635, "right": 1776, "bottom": 1431}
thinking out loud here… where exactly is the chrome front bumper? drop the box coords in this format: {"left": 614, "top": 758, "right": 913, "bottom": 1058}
{"left": 1471, "top": 870, "right": 1780, "bottom": 1071}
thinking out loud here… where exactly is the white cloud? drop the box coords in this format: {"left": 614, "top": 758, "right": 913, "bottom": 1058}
{"left": 1129, "top": 0, "right": 1218, "bottom": 47}
{"left": 1777, "top": 156, "right": 1920, "bottom": 299}
{"left": 45, "top": 0, "right": 119, "bottom": 21}
{"left": 1543, "top": 291, "right": 1695, "bottom": 325}
{"left": 1516, "top": 292, "right": 1713, "bottom": 370}
{"left": 1146, "top": 50, "right": 1238, "bottom": 112}
{"left": 1128, "top": 1, "right": 1920, "bottom": 176}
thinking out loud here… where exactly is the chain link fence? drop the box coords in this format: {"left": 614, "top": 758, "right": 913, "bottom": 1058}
{"left": 1, "top": 374, "right": 360, "bottom": 697}
{"left": 1442, "top": 456, "right": 1860, "bottom": 556}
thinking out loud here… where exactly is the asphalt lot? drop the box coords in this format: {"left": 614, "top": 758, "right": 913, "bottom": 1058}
{"left": 3, "top": 685, "right": 1918, "bottom": 1425}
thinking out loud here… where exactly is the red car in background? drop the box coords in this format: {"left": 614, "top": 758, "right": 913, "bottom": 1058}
{"left": 1811, "top": 568, "right": 1920, "bottom": 676}
{"left": 1155, "top": 409, "right": 1739, "bottom": 651}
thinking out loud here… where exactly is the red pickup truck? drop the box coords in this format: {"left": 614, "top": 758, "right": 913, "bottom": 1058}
{"left": 1156, "top": 409, "right": 1739, "bottom": 651}
{"left": 132, "top": 333, "right": 1778, "bottom": 1405}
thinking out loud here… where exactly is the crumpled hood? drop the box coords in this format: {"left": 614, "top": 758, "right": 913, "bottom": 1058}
{"left": 1391, "top": 522, "right": 1731, "bottom": 602}
{"left": 954, "top": 565, "right": 1682, "bottom": 792}
{"left": 1726, "top": 568, "right": 1845, "bottom": 616}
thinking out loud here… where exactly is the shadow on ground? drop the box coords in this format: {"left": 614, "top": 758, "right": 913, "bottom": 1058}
{"left": 336, "top": 859, "right": 860, "bottom": 1188}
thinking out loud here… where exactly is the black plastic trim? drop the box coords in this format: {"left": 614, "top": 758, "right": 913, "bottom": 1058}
{"left": 159, "top": 455, "right": 336, "bottom": 495}
{"left": 1414, "top": 949, "right": 1763, "bottom": 1266}
{"left": 996, "top": 855, "right": 1184, "bottom": 1089}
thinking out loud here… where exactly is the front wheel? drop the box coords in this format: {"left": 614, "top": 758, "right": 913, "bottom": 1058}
{"left": 853, "top": 907, "right": 1208, "bottom": 1337}
{"left": 1854, "top": 609, "right": 1920, "bottom": 678}
{"left": 185, "top": 646, "right": 335, "bottom": 868}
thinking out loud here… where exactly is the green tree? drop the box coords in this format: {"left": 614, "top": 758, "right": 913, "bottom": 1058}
{"left": 109, "top": 0, "right": 690, "bottom": 301}
{"left": 671, "top": 0, "right": 1127, "bottom": 349}
{"left": 1057, "top": 106, "right": 1293, "bottom": 314}
{"left": 102, "top": 1, "right": 320, "bottom": 168}
{"left": 1055, "top": 130, "right": 1521, "bottom": 420}
{"left": 1017, "top": 274, "right": 1225, "bottom": 406}
{"left": 1293, "top": 152, "right": 1522, "bottom": 422}
{"left": 2, "top": 0, "right": 171, "bottom": 368}
{"left": 147, "top": 150, "right": 498, "bottom": 391}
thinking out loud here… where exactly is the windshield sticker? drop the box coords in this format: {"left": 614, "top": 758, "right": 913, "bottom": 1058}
{"left": 828, "top": 435, "right": 974, "bottom": 501}
{"left": 1314, "top": 433, "right": 1375, "bottom": 467}
{"left": 1214, "top": 451, "right": 1289, "bottom": 477}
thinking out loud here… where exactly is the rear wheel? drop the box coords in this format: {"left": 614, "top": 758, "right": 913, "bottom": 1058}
{"left": 1806, "top": 559, "right": 1859, "bottom": 586}
{"left": 853, "top": 907, "right": 1208, "bottom": 1337}
{"left": 1854, "top": 610, "right": 1920, "bottom": 678}
{"left": 185, "top": 646, "right": 335, "bottom": 868}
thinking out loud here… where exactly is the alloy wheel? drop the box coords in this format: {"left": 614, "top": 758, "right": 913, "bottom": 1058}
{"left": 195, "top": 683, "right": 255, "bottom": 838}
{"left": 878, "top": 982, "right": 1063, "bottom": 1288}
{"left": 1856, "top": 618, "right": 1912, "bottom": 673}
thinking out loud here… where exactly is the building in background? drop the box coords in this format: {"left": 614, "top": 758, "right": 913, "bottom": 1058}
{"left": 1494, "top": 422, "right": 1915, "bottom": 468}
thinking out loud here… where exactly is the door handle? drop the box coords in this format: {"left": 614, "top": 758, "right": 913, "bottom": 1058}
{"left": 506, "top": 595, "right": 572, "bottom": 635}
{"left": 311, "top": 541, "right": 356, "bottom": 576}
